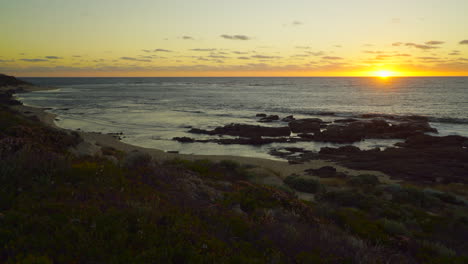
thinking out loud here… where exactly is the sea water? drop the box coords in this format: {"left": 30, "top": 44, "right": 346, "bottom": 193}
{"left": 18, "top": 77, "right": 468, "bottom": 159}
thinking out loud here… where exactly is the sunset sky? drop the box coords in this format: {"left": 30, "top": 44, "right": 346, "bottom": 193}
{"left": 1, "top": 0, "right": 468, "bottom": 77}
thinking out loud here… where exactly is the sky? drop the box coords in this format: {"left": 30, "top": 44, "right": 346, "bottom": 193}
{"left": 1, "top": 0, "right": 468, "bottom": 77}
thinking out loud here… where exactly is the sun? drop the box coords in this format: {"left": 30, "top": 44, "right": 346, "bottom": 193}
{"left": 374, "top": 70, "right": 395, "bottom": 78}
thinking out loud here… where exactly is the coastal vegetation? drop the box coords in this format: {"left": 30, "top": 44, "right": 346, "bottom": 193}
{"left": 0, "top": 75, "right": 467, "bottom": 263}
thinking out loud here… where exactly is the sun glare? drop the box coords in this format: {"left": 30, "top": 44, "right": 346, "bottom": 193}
{"left": 374, "top": 70, "right": 394, "bottom": 78}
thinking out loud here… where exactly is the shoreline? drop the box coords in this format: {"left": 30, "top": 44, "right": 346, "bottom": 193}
{"left": 5, "top": 84, "right": 394, "bottom": 184}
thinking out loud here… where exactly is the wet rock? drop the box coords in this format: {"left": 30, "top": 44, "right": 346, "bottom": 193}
{"left": 173, "top": 137, "right": 195, "bottom": 143}
{"left": 282, "top": 115, "right": 295, "bottom": 122}
{"left": 396, "top": 134, "right": 467, "bottom": 149}
{"left": 288, "top": 118, "right": 323, "bottom": 133}
{"left": 309, "top": 134, "right": 468, "bottom": 184}
{"left": 284, "top": 147, "right": 307, "bottom": 153}
{"left": 213, "top": 137, "right": 290, "bottom": 145}
{"left": 304, "top": 166, "right": 337, "bottom": 178}
{"left": 314, "top": 125, "right": 364, "bottom": 143}
{"left": 389, "top": 121, "right": 437, "bottom": 135}
{"left": 188, "top": 128, "right": 215, "bottom": 135}
{"left": 319, "top": 145, "right": 361, "bottom": 155}
{"left": 256, "top": 113, "right": 267, "bottom": 117}
{"left": 297, "top": 133, "right": 315, "bottom": 140}
{"left": 259, "top": 115, "right": 280, "bottom": 122}
{"left": 334, "top": 118, "right": 359, "bottom": 123}
{"left": 189, "top": 123, "right": 290, "bottom": 137}
{"left": 333, "top": 118, "right": 359, "bottom": 123}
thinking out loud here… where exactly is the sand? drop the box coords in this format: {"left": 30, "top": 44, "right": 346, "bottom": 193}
{"left": 7, "top": 85, "right": 394, "bottom": 188}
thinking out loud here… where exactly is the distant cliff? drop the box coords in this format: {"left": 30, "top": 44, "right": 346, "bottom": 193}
{"left": 0, "top": 73, "right": 31, "bottom": 87}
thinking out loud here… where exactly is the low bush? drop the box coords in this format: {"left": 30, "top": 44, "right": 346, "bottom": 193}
{"left": 347, "top": 174, "right": 380, "bottom": 186}
{"left": 283, "top": 175, "right": 321, "bottom": 194}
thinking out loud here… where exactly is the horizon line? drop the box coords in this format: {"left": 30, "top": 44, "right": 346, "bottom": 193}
{"left": 16, "top": 75, "right": 468, "bottom": 78}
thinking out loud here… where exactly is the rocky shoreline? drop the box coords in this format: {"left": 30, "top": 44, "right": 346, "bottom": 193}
{"left": 173, "top": 111, "right": 468, "bottom": 185}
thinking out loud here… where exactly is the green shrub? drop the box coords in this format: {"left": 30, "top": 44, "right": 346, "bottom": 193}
{"left": 379, "top": 218, "right": 409, "bottom": 236}
{"left": 218, "top": 159, "right": 240, "bottom": 170}
{"left": 347, "top": 174, "right": 380, "bottom": 186}
{"left": 284, "top": 175, "right": 321, "bottom": 193}
{"left": 317, "top": 190, "right": 379, "bottom": 210}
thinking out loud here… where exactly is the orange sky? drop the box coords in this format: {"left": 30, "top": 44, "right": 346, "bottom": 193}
{"left": 1, "top": 0, "right": 468, "bottom": 77}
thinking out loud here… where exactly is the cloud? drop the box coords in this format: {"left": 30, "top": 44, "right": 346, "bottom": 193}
{"left": 363, "top": 50, "right": 385, "bottom": 54}
{"left": 292, "top": 21, "right": 303, "bottom": 26}
{"left": 395, "top": 53, "right": 411, "bottom": 57}
{"left": 296, "top": 46, "right": 310, "bottom": 49}
{"left": 154, "top": 49, "right": 172, "bottom": 52}
{"left": 418, "top": 57, "right": 439, "bottom": 60}
{"left": 425, "top": 41, "right": 444, "bottom": 45}
{"left": 0, "top": 59, "right": 15, "bottom": 62}
{"left": 404, "top": 43, "right": 439, "bottom": 50}
{"left": 72, "top": 55, "right": 82, "bottom": 58}
{"left": 460, "top": 40, "right": 468, "bottom": 45}
{"left": 182, "top": 36, "right": 194, "bottom": 40}
{"left": 306, "top": 51, "right": 325, "bottom": 56}
{"left": 45, "top": 56, "right": 62, "bottom": 59}
{"left": 375, "top": 55, "right": 392, "bottom": 60}
{"left": 142, "top": 49, "right": 152, "bottom": 53}
{"left": 120, "top": 57, "right": 151, "bottom": 62}
{"left": 292, "top": 54, "right": 309, "bottom": 58}
{"left": 190, "top": 48, "right": 217, "bottom": 52}
{"left": 232, "top": 51, "right": 249, "bottom": 54}
{"left": 251, "top": 55, "right": 281, "bottom": 59}
{"left": 322, "top": 56, "right": 343, "bottom": 60}
{"left": 394, "top": 41, "right": 443, "bottom": 50}
{"left": 391, "top": 18, "right": 401, "bottom": 23}
{"left": 208, "top": 55, "right": 229, "bottom": 59}
{"left": 220, "top": 34, "right": 251, "bottom": 40}
{"left": 449, "top": 50, "right": 460, "bottom": 56}
{"left": 237, "top": 57, "right": 250, "bottom": 60}
{"left": 20, "top": 58, "right": 48, "bottom": 62}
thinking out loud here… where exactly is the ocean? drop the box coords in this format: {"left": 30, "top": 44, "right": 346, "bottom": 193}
{"left": 18, "top": 77, "right": 468, "bottom": 160}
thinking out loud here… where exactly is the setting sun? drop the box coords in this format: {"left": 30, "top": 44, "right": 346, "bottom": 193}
{"left": 374, "top": 70, "right": 395, "bottom": 78}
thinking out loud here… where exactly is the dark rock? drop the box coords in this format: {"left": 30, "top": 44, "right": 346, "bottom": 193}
{"left": 319, "top": 146, "right": 361, "bottom": 155}
{"left": 310, "top": 134, "right": 468, "bottom": 184}
{"left": 389, "top": 121, "right": 437, "bottom": 135}
{"left": 173, "top": 137, "right": 195, "bottom": 143}
{"left": 259, "top": 115, "right": 280, "bottom": 122}
{"left": 297, "top": 133, "right": 315, "bottom": 140}
{"left": 288, "top": 118, "right": 323, "bottom": 133}
{"left": 305, "top": 166, "right": 337, "bottom": 178}
{"left": 284, "top": 147, "right": 306, "bottom": 153}
{"left": 190, "top": 123, "right": 290, "bottom": 137}
{"left": 314, "top": 125, "right": 364, "bottom": 143}
{"left": 397, "top": 134, "right": 467, "bottom": 149}
{"left": 214, "top": 137, "right": 290, "bottom": 145}
{"left": 188, "top": 128, "right": 215, "bottom": 135}
{"left": 256, "top": 113, "right": 267, "bottom": 117}
{"left": 282, "top": 115, "right": 295, "bottom": 122}
{"left": 334, "top": 118, "right": 358, "bottom": 123}
{"left": 0, "top": 74, "right": 32, "bottom": 87}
